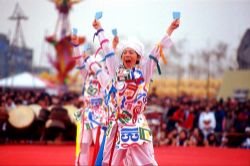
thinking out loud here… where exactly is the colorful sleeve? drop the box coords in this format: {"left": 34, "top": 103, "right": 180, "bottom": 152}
{"left": 89, "top": 60, "right": 111, "bottom": 89}
{"left": 95, "top": 29, "right": 120, "bottom": 78}
{"left": 73, "top": 46, "right": 89, "bottom": 79}
{"left": 142, "top": 34, "right": 173, "bottom": 83}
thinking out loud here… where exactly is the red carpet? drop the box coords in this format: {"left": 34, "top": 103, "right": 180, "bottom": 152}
{"left": 0, "top": 145, "right": 249, "bottom": 166}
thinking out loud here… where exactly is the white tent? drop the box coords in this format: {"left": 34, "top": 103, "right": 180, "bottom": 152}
{"left": 0, "top": 72, "right": 48, "bottom": 89}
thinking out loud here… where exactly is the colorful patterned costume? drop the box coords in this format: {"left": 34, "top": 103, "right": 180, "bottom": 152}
{"left": 90, "top": 28, "right": 173, "bottom": 165}
{"left": 105, "top": 65, "right": 152, "bottom": 149}
{"left": 75, "top": 56, "right": 107, "bottom": 166}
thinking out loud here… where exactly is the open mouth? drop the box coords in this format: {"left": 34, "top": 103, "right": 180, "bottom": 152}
{"left": 124, "top": 59, "right": 132, "bottom": 68}
{"left": 125, "top": 59, "right": 131, "bottom": 63}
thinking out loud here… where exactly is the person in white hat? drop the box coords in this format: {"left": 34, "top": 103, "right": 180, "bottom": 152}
{"left": 88, "top": 17, "right": 179, "bottom": 165}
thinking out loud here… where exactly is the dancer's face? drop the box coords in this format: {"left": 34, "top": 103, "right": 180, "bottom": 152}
{"left": 121, "top": 48, "right": 140, "bottom": 69}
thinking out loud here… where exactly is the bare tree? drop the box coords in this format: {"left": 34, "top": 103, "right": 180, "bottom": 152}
{"left": 165, "top": 39, "right": 187, "bottom": 95}
{"left": 211, "top": 42, "right": 228, "bottom": 77}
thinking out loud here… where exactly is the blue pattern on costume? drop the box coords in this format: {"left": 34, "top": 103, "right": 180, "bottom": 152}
{"left": 106, "top": 65, "right": 152, "bottom": 149}
{"left": 81, "top": 74, "right": 106, "bottom": 130}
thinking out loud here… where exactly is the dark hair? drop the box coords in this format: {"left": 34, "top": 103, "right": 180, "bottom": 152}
{"left": 136, "top": 54, "right": 141, "bottom": 64}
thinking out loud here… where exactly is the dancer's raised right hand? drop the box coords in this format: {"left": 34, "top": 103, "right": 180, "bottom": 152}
{"left": 92, "top": 20, "right": 102, "bottom": 30}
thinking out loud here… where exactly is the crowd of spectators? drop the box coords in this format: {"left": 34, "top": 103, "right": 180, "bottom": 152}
{"left": 0, "top": 89, "right": 81, "bottom": 143}
{"left": 0, "top": 88, "right": 249, "bottom": 149}
{"left": 147, "top": 91, "right": 250, "bottom": 149}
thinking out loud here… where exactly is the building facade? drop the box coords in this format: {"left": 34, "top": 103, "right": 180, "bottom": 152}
{"left": 0, "top": 33, "right": 33, "bottom": 79}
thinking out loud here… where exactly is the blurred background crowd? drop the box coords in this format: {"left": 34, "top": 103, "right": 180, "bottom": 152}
{"left": 0, "top": 90, "right": 80, "bottom": 143}
{"left": 147, "top": 93, "right": 250, "bottom": 148}
{"left": 0, "top": 88, "right": 249, "bottom": 149}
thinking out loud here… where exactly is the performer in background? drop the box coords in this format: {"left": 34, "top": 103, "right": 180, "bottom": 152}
{"left": 72, "top": 30, "right": 121, "bottom": 165}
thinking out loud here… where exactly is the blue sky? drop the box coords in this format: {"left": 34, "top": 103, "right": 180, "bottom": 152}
{"left": 0, "top": 0, "right": 250, "bottom": 67}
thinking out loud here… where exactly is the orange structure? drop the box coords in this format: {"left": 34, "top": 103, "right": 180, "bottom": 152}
{"left": 46, "top": 0, "right": 85, "bottom": 85}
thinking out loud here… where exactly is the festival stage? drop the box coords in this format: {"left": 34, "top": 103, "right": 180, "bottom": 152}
{"left": 0, "top": 145, "right": 249, "bottom": 166}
